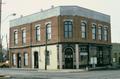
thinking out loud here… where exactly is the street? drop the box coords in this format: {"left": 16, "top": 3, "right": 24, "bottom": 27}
{"left": 0, "top": 69, "right": 120, "bottom": 79}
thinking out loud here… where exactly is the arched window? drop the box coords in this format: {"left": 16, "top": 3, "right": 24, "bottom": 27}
{"left": 104, "top": 27, "right": 108, "bottom": 41}
{"left": 81, "top": 22, "right": 87, "bottom": 38}
{"left": 35, "top": 25, "right": 40, "bottom": 41}
{"left": 46, "top": 24, "right": 51, "bottom": 40}
{"left": 14, "top": 31, "right": 18, "bottom": 45}
{"left": 92, "top": 24, "right": 96, "bottom": 40}
{"left": 98, "top": 26, "right": 102, "bottom": 40}
{"left": 22, "top": 29, "right": 26, "bottom": 44}
{"left": 64, "top": 21, "right": 73, "bottom": 38}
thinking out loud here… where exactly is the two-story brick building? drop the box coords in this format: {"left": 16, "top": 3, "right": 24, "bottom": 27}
{"left": 9, "top": 6, "right": 111, "bottom": 69}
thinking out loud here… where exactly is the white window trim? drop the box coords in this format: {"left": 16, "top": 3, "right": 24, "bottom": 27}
{"left": 21, "top": 27, "right": 26, "bottom": 30}
{"left": 35, "top": 24, "right": 41, "bottom": 27}
{"left": 98, "top": 24, "right": 103, "bottom": 27}
{"left": 104, "top": 25, "right": 108, "bottom": 28}
{"left": 13, "top": 29, "right": 18, "bottom": 32}
{"left": 81, "top": 20, "right": 87, "bottom": 24}
{"left": 92, "top": 23, "right": 97, "bottom": 26}
{"left": 45, "top": 22, "right": 51, "bottom": 26}
{"left": 63, "top": 19, "right": 73, "bottom": 22}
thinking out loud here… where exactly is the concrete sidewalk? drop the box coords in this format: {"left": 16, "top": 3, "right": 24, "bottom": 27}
{"left": 0, "top": 68, "right": 86, "bottom": 73}
{"left": 38, "top": 69, "right": 85, "bottom": 72}
{"left": 0, "top": 66, "right": 119, "bottom": 73}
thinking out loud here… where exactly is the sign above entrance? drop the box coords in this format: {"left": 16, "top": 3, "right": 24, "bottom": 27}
{"left": 80, "top": 52, "right": 88, "bottom": 55}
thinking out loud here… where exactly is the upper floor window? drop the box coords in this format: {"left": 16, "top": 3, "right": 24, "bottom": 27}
{"left": 35, "top": 25, "right": 40, "bottom": 41}
{"left": 22, "top": 29, "right": 26, "bottom": 44}
{"left": 98, "top": 26, "right": 102, "bottom": 40}
{"left": 64, "top": 21, "right": 73, "bottom": 38}
{"left": 24, "top": 52, "right": 28, "bottom": 66}
{"left": 14, "top": 31, "right": 18, "bottom": 45}
{"left": 104, "top": 27, "right": 108, "bottom": 41}
{"left": 81, "top": 22, "right": 87, "bottom": 39}
{"left": 92, "top": 24, "right": 96, "bottom": 40}
{"left": 46, "top": 24, "right": 51, "bottom": 40}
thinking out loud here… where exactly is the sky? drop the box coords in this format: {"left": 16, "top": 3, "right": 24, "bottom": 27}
{"left": 1, "top": 0, "right": 120, "bottom": 48}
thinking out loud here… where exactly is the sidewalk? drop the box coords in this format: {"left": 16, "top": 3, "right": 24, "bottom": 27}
{"left": 38, "top": 69, "right": 85, "bottom": 73}
{"left": 0, "top": 68, "right": 86, "bottom": 73}
{"left": 0, "top": 66, "right": 119, "bottom": 73}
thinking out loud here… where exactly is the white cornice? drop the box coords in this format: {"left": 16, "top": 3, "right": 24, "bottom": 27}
{"left": 10, "top": 6, "right": 110, "bottom": 27}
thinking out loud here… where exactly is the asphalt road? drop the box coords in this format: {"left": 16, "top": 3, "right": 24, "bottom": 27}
{"left": 0, "top": 69, "right": 120, "bottom": 79}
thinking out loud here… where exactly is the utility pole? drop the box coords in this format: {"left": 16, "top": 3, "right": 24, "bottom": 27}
{"left": 6, "top": 34, "right": 9, "bottom": 60}
{"left": 0, "top": 0, "right": 2, "bottom": 62}
{"left": 45, "top": 26, "right": 47, "bottom": 70}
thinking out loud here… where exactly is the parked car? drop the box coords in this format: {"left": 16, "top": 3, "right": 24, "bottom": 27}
{"left": 0, "top": 60, "right": 9, "bottom": 68}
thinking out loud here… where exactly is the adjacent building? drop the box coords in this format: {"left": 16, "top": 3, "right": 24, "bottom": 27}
{"left": 112, "top": 43, "right": 120, "bottom": 66}
{"left": 9, "top": 6, "right": 111, "bottom": 69}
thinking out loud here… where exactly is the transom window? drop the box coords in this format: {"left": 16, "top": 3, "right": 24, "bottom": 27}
{"left": 81, "top": 22, "right": 87, "bottom": 39}
{"left": 80, "top": 46, "right": 88, "bottom": 52}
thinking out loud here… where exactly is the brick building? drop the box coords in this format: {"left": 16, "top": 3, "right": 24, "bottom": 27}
{"left": 9, "top": 6, "right": 111, "bottom": 69}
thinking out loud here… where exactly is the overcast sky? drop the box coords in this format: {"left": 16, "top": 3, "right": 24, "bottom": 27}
{"left": 1, "top": 0, "right": 120, "bottom": 48}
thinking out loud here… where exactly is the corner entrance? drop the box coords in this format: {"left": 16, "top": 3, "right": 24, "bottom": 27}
{"left": 17, "top": 53, "right": 21, "bottom": 68}
{"left": 34, "top": 52, "right": 39, "bottom": 68}
{"left": 64, "top": 48, "right": 74, "bottom": 69}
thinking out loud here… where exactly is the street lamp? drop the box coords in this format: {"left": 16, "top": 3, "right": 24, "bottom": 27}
{"left": 0, "top": 13, "right": 16, "bottom": 62}
{"left": 2, "top": 13, "right": 16, "bottom": 23}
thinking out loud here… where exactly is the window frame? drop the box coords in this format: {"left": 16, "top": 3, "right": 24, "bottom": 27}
{"left": 64, "top": 20, "right": 73, "bottom": 38}
{"left": 46, "top": 23, "right": 51, "bottom": 40}
{"left": 14, "top": 31, "right": 18, "bottom": 45}
{"left": 98, "top": 25, "right": 102, "bottom": 40}
{"left": 104, "top": 26, "right": 108, "bottom": 41}
{"left": 81, "top": 21, "right": 87, "bottom": 39}
{"left": 35, "top": 24, "right": 41, "bottom": 41}
{"left": 22, "top": 29, "right": 26, "bottom": 44}
{"left": 13, "top": 53, "right": 16, "bottom": 66}
{"left": 92, "top": 23, "right": 97, "bottom": 40}
{"left": 24, "top": 52, "right": 28, "bottom": 66}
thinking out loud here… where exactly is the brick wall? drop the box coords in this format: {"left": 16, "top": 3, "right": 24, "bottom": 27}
{"left": 58, "top": 15, "right": 111, "bottom": 45}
